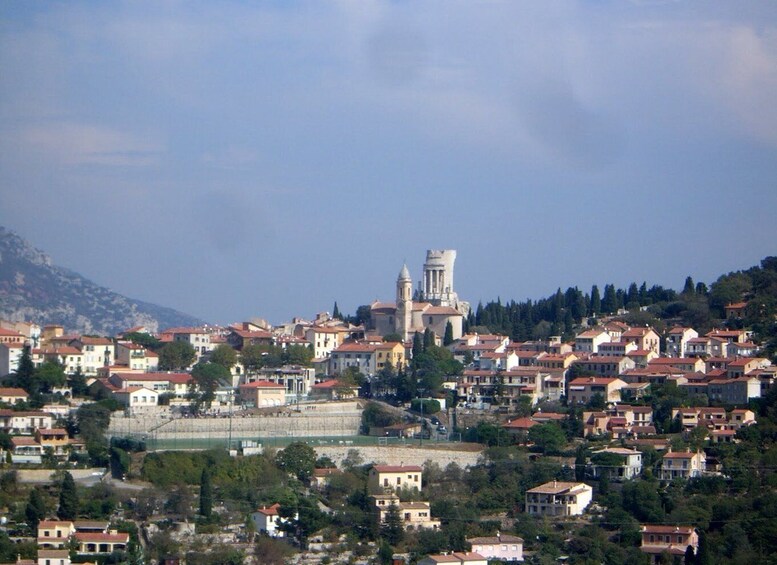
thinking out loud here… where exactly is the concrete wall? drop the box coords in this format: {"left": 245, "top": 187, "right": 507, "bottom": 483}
{"left": 108, "top": 401, "right": 363, "bottom": 441}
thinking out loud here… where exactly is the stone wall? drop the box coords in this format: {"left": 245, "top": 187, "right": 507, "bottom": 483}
{"left": 312, "top": 445, "right": 483, "bottom": 469}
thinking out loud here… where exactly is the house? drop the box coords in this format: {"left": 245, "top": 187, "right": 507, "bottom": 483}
{"left": 502, "top": 417, "right": 537, "bottom": 441}
{"left": 574, "top": 329, "right": 611, "bottom": 354}
{"left": 373, "top": 496, "right": 441, "bottom": 531}
{"left": 0, "top": 387, "right": 28, "bottom": 405}
{"left": 114, "top": 342, "right": 159, "bottom": 372}
{"left": 226, "top": 328, "right": 274, "bottom": 350}
{"left": 311, "top": 467, "right": 341, "bottom": 490}
{"left": 33, "top": 347, "right": 83, "bottom": 375}
{"left": 621, "top": 327, "right": 660, "bottom": 354}
{"left": 417, "top": 553, "right": 488, "bottom": 565}
{"left": 640, "top": 525, "right": 698, "bottom": 563}
{"left": 35, "top": 428, "right": 72, "bottom": 458}
{"left": 588, "top": 447, "right": 642, "bottom": 481}
{"left": 73, "top": 530, "right": 130, "bottom": 555}
{"left": 38, "top": 520, "right": 76, "bottom": 549}
{"left": 659, "top": 450, "right": 705, "bottom": 481}
{"left": 0, "top": 327, "right": 25, "bottom": 345}
{"left": 160, "top": 327, "right": 213, "bottom": 359}
{"left": 309, "top": 379, "right": 360, "bottom": 401}
{"left": 238, "top": 380, "right": 286, "bottom": 407}
{"left": 726, "top": 357, "right": 771, "bottom": 378}
{"left": 666, "top": 327, "right": 698, "bottom": 358}
{"left": 11, "top": 436, "right": 43, "bottom": 463}
{"left": 368, "top": 464, "right": 423, "bottom": 493}
{"left": 567, "top": 377, "right": 628, "bottom": 405}
{"left": 251, "top": 503, "right": 294, "bottom": 538}
{"left": 70, "top": 336, "right": 114, "bottom": 375}
{"left": 467, "top": 533, "right": 524, "bottom": 562}
{"left": 571, "top": 356, "right": 635, "bottom": 377}
{"left": 525, "top": 481, "right": 592, "bottom": 516}
{"left": 0, "top": 410, "right": 54, "bottom": 434}
{"left": 708, "top": 377, "right": 761, "bottom": 405}
{"left": 647, "top": 357, "right": 706, "bottom": 374}
{"left": 249, "top": 365, "right": 316, "bottom": 397}
{"left": 328, "top": 341, "right": 406, "bottom": 377}
{"left": 107, "top": 372, "right": 193, "bottom": 399}
{"left": 304, "top": 326, "right": 346, "bottom": 360}
{"left": 111, "top": 386, "right": 160, "bottom": 411}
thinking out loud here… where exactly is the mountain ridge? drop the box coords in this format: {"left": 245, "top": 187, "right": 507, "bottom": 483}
{"left": 0, "top": 226, "right": 205, "bottom": 335}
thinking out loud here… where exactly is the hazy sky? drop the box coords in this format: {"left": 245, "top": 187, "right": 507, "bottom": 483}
{"left": 2, "top": 1, "right": 776, "bottom": 326}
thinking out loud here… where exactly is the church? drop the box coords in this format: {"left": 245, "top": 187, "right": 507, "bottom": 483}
{"left": 369, "top": 250, "right": 469, "bottom": 343}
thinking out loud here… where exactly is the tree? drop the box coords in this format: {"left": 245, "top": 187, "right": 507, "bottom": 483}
{"left": 239, "top": 344, "right": 267, "bottom": 375}
{"left": 275, "top": 442, "right": 316, "bottom": 481}
{"left": 58, "top": 471, "right": 79, "bottom": 520}
{"left": 423, "top": 327, "right": 435, "bottom": 350}
{"left": 209, "top": 344, "right": 238, "bottom": 370}
{"left": 380, "top": 503, "right": 404, "bottom": 545}
{"left": 190, "top": 362, "right": 230, "bottom": 409}
{"left": 158, "top": 341, "right": 196, "bottom": 370}
{"left": 25, "top": 487, "right": 47, "bottom": 532}
{"left": 590, "top": 285, "right": 601, "bottom": 316}
{"left": 332, "top": 301, "right": 341, "bottom": 320}
{"left": 68, "top": 367, "right": 89, "bottom": 397}
{"left": 199, "top": 467, "right": 213, "bottom": 519}
{"left": 528, "top": 423, "right": 566, "bottom": 455}
{"left": 683, "top": 276, "right": 696, "bottom": 295}
{"left": 35, "top": 361, "right": 67, "bottom": 394}
{"left": 443, "top": 321, "right": 454, "bottom": 346}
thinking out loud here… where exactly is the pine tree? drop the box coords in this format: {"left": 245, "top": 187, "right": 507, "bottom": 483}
{"left": 57, "top": 472, "right": 78, "bottom": 520}
{"left": 199, "top": 467, "right": 213, "bottom": 519}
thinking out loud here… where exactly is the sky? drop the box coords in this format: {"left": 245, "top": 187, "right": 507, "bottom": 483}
{"left": 1, "top": 1, "right": 777, "bottom": 326}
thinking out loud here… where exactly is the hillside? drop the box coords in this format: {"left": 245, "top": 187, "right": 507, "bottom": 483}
{"left": 0, "top": 227, "right": 205, "bottom": 335}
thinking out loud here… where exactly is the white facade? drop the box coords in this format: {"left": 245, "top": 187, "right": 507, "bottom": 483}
{"left": 525, "top": 481, "right": 593, "bottom": 517}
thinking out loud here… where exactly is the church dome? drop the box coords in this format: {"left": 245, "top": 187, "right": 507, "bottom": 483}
{"left": 397, "top": 263, "right": 411, "bottom": 281}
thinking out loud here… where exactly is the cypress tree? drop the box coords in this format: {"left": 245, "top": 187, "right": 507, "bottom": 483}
{"left": 590, "top": 285, "right": 601, "bottom": 316}
{"left": 199, "top": 467, "right": 213, "bottom": 519}
{"left": 443, "top": 321, "right": 454, "bottom": 346}
{"left": 25, "top": 487, "right": 47, "bottom": 532}
{"left": 57, "top": 472, "right": 78, "bottom": 520}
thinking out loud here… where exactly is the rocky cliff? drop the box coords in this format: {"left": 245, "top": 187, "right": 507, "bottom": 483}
{"left": 0, "top": 227, "right": 205, "bottom": 335}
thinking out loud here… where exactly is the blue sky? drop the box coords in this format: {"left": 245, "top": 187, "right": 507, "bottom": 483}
{"left": 1, "top": 1, "right": 776, "bottom": 325}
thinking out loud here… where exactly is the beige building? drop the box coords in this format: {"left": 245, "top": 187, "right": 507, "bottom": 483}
{"left": 659, "top": 450, "right": 705, "bottom": 481}
{"left": 70, "top": 336, "right": 114, "bottom": 375}
{"left": 328, "top": 340, "right": 406, "bottom": 376}
{"left": 640, "top": 525, "right": 698, "bottom": 563}
{"left": 368, "top": 464, "right": 423, "bottom": 493}
{"left": 567, "top": 377, "right": 628, "bottom": 405}
{"left": 238, "top": 380, "right": 286, "bottom": 407}
{"left": 114, "top": 342, "right": 159, "bottom": 371}
{"left": 370, "top": 256, "right": 467, "bottom": 343}
{"left": 665, "top": 327, "right": 698, "bottom": 358}
{"left": 525, "top": 481, "right": 592, "bottom": 517}
{"left": 574, "top": 329, "right": 611, "bottom": 354}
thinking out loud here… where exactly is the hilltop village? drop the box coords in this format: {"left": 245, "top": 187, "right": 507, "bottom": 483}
{"left": 0, "top": 251, "right": 776, "bottom": 565}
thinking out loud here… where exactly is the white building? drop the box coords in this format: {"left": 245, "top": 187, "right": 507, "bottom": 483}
{"left": 525, "top": 481, "right": 593, "bottom": 517}
{"left": 467, "top": 533, "right": 524, "bottom": 562}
